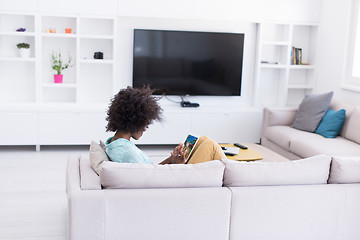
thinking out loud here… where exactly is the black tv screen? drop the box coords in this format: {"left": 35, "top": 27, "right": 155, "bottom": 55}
{"left": 132, "top": 29, "right": 244, "bottom": 96}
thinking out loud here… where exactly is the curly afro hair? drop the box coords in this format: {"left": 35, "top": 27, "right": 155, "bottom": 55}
{"left": 106, "top": 86, "right": 162, "bottom": 133}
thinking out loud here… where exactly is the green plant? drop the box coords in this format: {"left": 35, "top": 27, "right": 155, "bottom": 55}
{"left": 16, "top": 42, "right": 30, "bottom": 49}
{"left": 51, "top": 51, "right": 73, "bottom": 75}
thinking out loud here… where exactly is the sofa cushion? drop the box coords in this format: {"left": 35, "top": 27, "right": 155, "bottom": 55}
{"left": 290, "top": 135, "right": 360, "bottom": 158}
{"left": 291, "top": 92, "right": 333, "bottom": 132}
{"left": 343, "top": 106, "right": 360, "bottom": 144}
{"left": 99, "top": 160, "right": 225, "bottom": 189}
{"left": 222, "top": 155, "right": 331, "bottom": 187}
{"left": 315, "top": 109, "right": 346, "bottom": 138}
{"left": 328, "top": 157, "right": 360, "bottom": 184}
{"left": 90, "top": 140, "right": 110, "bottom": 175}
{"left": 264, "top": 125, "right": 315, "bottom": 150}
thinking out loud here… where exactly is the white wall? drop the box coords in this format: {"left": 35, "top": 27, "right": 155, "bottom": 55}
{"left": 316, "top": 0, "right": 360, "bottom": 105}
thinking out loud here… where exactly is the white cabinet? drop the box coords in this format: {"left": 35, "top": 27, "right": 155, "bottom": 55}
{"left": 38, "top": 112, "right": 108, "bottom": 145}
{"left": 0, "top": 112, "right": 38, "bottom": 145}
{"left": 254, "top": 22, "right": 318, "bottom": 107}
{"left": 191, "top": 111, "right": 262, "bottom": 143}
{"left": 137, "top": 107, "right": 263, "bottom": 145}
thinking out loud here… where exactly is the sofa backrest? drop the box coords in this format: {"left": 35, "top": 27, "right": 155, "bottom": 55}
{"left": 329, "top": 98, "right": 355, "bottom": 138}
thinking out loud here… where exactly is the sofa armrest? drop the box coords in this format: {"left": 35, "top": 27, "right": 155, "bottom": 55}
{"left": 262, "top": 107, "right": 298, "bottom": 132}
{"left": 66, "top": 155, "right": 105, "bottom": 240}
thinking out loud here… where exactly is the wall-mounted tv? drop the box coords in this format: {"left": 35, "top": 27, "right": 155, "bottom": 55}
{"left": 132, "top": 29, "right": 244, "bottom": 96}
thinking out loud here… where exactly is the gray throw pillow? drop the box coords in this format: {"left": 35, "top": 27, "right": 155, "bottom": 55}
{"left": 291, "top": 92, "right": 333, "bottom": 132}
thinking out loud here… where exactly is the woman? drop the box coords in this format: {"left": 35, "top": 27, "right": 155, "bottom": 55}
{"left": 105, "top": 86, "right": 226, "bottom": 164}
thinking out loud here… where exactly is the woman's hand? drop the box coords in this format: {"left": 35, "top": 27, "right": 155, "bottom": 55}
{"left": 170, "top": 143, "right": 187, "bottom": 164}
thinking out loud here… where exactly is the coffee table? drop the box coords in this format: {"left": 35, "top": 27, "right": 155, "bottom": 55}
{"left": 220, "top": 143, "right": 289, "bottom": 162}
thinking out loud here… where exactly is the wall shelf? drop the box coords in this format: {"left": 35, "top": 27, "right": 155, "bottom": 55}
{"left": 254, "top": 22, "right": 319, "bottom": 107}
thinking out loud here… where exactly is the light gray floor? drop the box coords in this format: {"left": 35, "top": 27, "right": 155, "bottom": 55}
{"left": 0, "top": 145, "right": 173, "bottom": 239}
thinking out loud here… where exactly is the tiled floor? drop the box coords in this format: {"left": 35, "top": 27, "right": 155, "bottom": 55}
{"left": 0, "top": 145, "right": 174, "bottom": 239}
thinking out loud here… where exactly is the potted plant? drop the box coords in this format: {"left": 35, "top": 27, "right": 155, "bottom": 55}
{"left": 51, "top": 51, "right": 73, "bottom": 83}
{"left": 16, "top": 42, "right": 30, "bottom": 58}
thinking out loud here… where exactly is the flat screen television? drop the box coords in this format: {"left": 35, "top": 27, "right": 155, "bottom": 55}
{"left": 132, "top": 29, "right": 244, "bottom": 96}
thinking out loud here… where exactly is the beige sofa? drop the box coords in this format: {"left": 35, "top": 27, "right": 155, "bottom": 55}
{"left": 67, "top": 154, "right": 360, "bottom": 240}
{"left": 262, "top": 99, "right": 360, "bottom": 160}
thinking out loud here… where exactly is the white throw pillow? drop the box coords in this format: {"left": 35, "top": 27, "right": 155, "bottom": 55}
{"left": 222, "top": 154, "right": 331, "bottom": 187}
{"left": 89, "top": 140, "right": 109, "bottom": 175}
{"left": 99, "top": 160, "right": 225, "bottom": 189}
{"left": 328, "top": 157, "right": 360, "bottom": 184}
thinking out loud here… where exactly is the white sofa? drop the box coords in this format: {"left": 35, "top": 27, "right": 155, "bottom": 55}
{"left": 66, "top": 155, "right": 360, "bottom": 240}
{"left": 262, "top": 99, "right": 360, "bottom": 160}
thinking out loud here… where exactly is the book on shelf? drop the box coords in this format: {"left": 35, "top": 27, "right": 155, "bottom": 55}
{"left": 291, "top": 47, "right": 302, "bottom": 65}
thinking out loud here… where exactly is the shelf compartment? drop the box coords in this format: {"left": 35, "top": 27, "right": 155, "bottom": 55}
{"left": 291, "top": 25, "right": 318, "bottom": 65}
{"left": 0, "top": 61, "right": 36, "bottom": 103}
{"left": 288, "top": 68, "right": 315, "bottom": 86}
{"left": 0, "top": 35, "right": 35, "bottom": 58}
{"left": 261, "top": 23, "right": 291, "bottom": 42}
{"left": 78, "top": 64, "right": 113, "bottom": 104}
{"left": 79, "top": 17, "right": 114, "bottom": 36}
{"left": 42, "top": 16, "right": 77, "bottom": 34}
{"left": 79, "top": 38, "right": 113, "bottom": 60}
{"left": 41, "top": 37, "right": 76, "bottom": 84}
{"left": 0, "top": 13, "right": 35, "bottom": 33}
{"left": 261, "top": 44, "right": 289, "bottom": 65}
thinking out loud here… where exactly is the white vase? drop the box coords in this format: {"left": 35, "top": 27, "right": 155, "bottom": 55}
{"left": 19, "top": 48, "right": 31, "bottom": 58}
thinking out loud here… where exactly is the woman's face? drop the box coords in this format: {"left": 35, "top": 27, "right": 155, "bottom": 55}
{"left": 131, "top": 126, "right": 148, "bottom": 140}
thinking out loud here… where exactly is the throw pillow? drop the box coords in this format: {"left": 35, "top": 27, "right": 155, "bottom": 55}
{"left": 89, "top": 140, "right": 110, "bottom": 175}
{"left": 315, "top": 109, "right": 346, "bottom": 138}
{"left": 328, "top": 156, "right": 360, "bottom": 184}
{"left": 99, "top": 160, "right": 225, "bottom": 189}
{"left": 291, "top": 92, "right": 333, "bottom": 132}
{"left": 222, "top": 154, "right": 331, "bottom": 187}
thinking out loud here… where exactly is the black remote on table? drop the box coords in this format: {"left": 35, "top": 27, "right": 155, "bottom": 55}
{"left": 234, "top": 143, "right": 248, "bottom": 150}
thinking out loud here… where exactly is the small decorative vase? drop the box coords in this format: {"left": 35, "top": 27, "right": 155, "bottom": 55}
{"left": 54, "top": 74, "right": 63, "bottom": 83}
{"left": 65, "top": 28, "right": 72, "bottom": 34}
{"left": 19, "top": 48, "right": 31, "bottom": 58}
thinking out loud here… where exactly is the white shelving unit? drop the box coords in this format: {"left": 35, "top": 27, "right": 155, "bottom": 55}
{"left": 0, "top": 12, "right": 37, "bottom": 103}
{"left": 254, "top": 22, "right": 318, "bottom": 107}
{"left": 0, "top": 11, "right": 116, "bottom": 105}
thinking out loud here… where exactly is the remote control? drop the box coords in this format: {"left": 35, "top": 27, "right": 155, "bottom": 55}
{"left": 234, "top": 143, "right": 248, "bottom": 150}
{"left": 225, "top": 152, "right": 236, "bottom": 156}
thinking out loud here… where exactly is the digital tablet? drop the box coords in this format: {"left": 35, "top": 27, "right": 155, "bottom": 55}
{"left": 183, "top": 134, "right": 199, "bottom": 163}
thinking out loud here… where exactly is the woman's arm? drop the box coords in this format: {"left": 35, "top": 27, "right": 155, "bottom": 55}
{"left": 159, "top": 143, "right": 187, "bottom": 164}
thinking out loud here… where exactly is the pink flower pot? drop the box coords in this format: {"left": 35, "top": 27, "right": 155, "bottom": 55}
{"left": 54, "top": 74, "right": 63, "bottom": 83}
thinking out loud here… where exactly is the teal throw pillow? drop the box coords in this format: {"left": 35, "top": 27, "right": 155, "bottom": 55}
{"left": 315, "top": 109, "right": 346, "bottom": 138}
